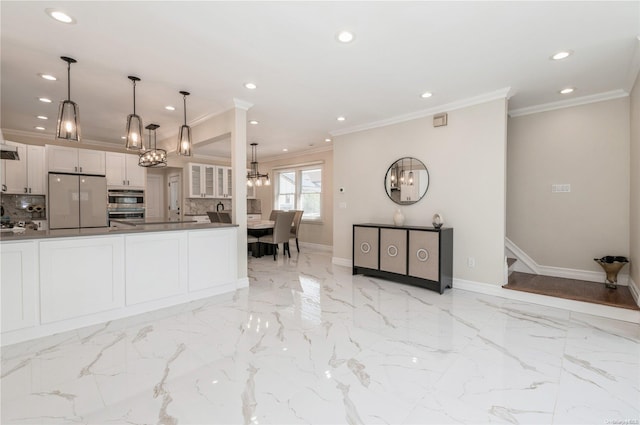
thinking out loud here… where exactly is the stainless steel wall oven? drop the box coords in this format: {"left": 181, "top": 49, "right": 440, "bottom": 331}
{"left": 107, "top": 189, "right": 145, "bottom": 224}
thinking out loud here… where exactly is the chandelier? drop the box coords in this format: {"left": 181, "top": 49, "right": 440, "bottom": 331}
{"left": 139, "top": 124, "right": 167, "bottom": 167}
{"left": 246, "top": 143, "right": 270, "bottom": 187}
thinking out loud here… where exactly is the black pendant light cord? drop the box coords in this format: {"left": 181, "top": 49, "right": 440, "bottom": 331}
{"left": 60, "top": 56, "right": 77, "bottom": 102}
{"left": 133, "top": 80, "right": 137, "bottom": 115}
{"left": 184, "top": 95, "right": 187, "bottom": 124}
{"left": 66, "top": 60, "right": 71, "bottom": 101}
{"left": 180, "top": 91, "right": 190, "bottom": 125}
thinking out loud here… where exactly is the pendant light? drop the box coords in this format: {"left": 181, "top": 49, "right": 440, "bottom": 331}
{"left": 125, "top": 76, "right": 144, "bottom": 151}
{"left": 139, "top": 124, "right": 167, "bottom": 168}
{"left": 246, "top": 143, "right": 270, "bottom": 187}
{"left": 177, "top": 91, "right": 192, "bottom": 156}
{"left": 399, "top": 158, "right": 405, "bottom": 184}
{"left": 55, "top": 56, "right": 81, "bottom": 142}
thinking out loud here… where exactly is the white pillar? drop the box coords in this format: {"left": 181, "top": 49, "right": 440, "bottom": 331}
{"left": 231, "top": 99, "right": 252, "bottom": 284}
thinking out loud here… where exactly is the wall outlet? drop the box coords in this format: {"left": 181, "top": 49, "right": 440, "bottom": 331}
{"left": 467, "top": 257, "right": 476, "bottom": 268}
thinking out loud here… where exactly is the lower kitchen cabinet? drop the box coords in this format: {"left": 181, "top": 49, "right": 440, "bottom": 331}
{"left": 0, "top": 226, "right": 239, "bottom": 346}
{"left": 39, "top": 236, "right": 125, "bottom": 323}
{"left": 188, "top": 228, "right": 237, "bottom": 291}
{"left": 353, "top": 224, "right": 453, "bottom": 294}
{"left": 1, "top": 241, "right": 38, "bottom": 332}
{"left": 125, "top": 231, "right": 188, "bottom": 305}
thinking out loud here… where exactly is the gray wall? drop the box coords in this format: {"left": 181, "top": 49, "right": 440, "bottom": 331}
{"left": 507, "top": 97, "right": 630, "bottom": 273}
{"left": 333, "top": 98, "right": 508, "bottom": 286}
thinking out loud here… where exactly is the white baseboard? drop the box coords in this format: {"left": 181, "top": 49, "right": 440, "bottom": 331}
{"left": 505, "top": 237, "right": 539, "bottom": 274}
{"left": 453, "top": 278, "right": 640, "bottom": 323}
{"left": 332, "top": 257, "right": 352, "bottom": 268}
{"left": 505, "top": 237, "right": 629, "bottom": 285}
{"left": 237, "top": 277, "right": 250, "bottom": 289}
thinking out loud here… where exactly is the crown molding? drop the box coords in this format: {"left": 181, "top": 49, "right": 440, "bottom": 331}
{"left": 508, "top": 89, "right": 629, "bottom": 117}
{"left": 1, "top": 128, "right": 126, "bottom": 150}
{"left": 233, "top": 98, "right": 254, "bottom": 111}
{"left": 330, "top": 87, "right": 513, "bottom": 137}
{"left": 260, "top": 143, "right": 333, "bottom": 162}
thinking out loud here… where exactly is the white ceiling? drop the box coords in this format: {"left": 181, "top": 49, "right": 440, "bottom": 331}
{"left": 1, "top": 1, "right": 639, "bottom": 160}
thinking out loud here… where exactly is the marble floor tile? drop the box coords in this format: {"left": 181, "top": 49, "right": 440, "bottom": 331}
{"left": 2, "top": 248, "right": 639, "bottom": 424}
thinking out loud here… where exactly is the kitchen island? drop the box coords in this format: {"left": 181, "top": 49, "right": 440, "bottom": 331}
{"left": 1, "top": 221, "right": 241, "bottom": 345}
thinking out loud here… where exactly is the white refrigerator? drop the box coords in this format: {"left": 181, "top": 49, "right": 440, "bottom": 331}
{"left": 48, "top": 173, "right": 108, "bottom": 229}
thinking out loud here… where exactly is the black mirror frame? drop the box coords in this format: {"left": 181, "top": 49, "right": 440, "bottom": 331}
{"left": 384, "top": 157, "right": 430, "bottom": 205}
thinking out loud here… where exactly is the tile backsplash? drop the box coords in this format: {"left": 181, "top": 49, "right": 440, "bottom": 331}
{"left": 0, "top": 194, "right": 46, "bottom": 222}
{"left": 184, "top": 198, "right": 261, "bottom": 215}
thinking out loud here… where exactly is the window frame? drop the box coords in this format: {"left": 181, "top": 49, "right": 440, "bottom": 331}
{"left": 273, "top": 163, "right": 323, "bottom": 223}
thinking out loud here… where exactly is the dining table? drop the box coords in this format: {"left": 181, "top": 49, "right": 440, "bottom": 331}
{"left": 247, "top": 220, "right": 275, "bottom": 258}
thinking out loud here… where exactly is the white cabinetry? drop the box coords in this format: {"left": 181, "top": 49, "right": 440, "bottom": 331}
{"left": 216, "top": 166, "right": 233, "bottom": 198}
{"left": 1, "top": 143, "right": 45, "bottom": 195}
{"left": 187, "top": 163, "right": 215, "bottom": 198}
{"left": 1, "top": 241, "right": 38, "bottom": 332}
{"left": 125, "top": 231, "right": 188, "bottom": 305}
{"left": 47, "top": 145, "right": 106, "bottom": 175}
{"left": 39, "top": 236, "right": 125, "bottom": 324}
{"left": 188, "top": 228, "right": 237, "bottom": 292}
{"left": 105, "top": 152, "right": 146, "bottom": 188}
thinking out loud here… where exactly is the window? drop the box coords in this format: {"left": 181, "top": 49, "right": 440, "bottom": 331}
{"left": 274, "top": 164, "right": 323, "bottom": 221}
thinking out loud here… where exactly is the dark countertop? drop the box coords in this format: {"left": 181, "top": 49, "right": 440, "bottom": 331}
{"left": 185, "top": 210, "right": 262, "bottom": 216}
{"left": 0, "top": 221, "right": 238, "bottom": 242}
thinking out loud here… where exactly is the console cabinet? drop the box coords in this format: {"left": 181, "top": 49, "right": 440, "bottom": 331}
{"left": 353, "top": 224, "right": 453, "bottom": 294}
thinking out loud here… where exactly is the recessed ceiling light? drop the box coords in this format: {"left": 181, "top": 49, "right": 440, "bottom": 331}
{"left": 38, "top": 97, "right": 52, "bottom": 103}
{"left": 36, "top": 115, "right": 48, "bottom": 120}
{"left": 336, "top": 31, "right": 355, "bottom": 43}
{"left": 165, "top": 106, "right": 175, "bottom": 111}
{"left": 337, "top": 116, "right": 346, "bottom": 121}
{"left": 559, "top": 87, "right": 575, "bottom": 95}
{"left": 45, "top": 9, "right": 76, "bottom": 24}
{"left": 35, "top": 126, "right": 45, "bottom": 131}
{"left": 244, "top": 82, "right": 257, "bottom": 90}
{"left": 551, "top": 51, "right": 572, "bottom": 60}
{"left": 39, "top": 73, "right": 57, "bottom": 81}
{"left": 249, "top": 120, "right": 259, "bottom": 125}
{"left": 325, "top": 138, "right": 332, "bottom": 142}
{"left": 283, "top": 148, "right": 288, "bottom": 152}
{"left": 121, "top": 136, "right": 126, "bottom": 140}
{"left": 421, "top": 92, "right": 433, "bottom": 98}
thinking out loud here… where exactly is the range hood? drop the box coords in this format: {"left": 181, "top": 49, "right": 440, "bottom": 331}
{"left": 0, "top": 129, "right": 20, "bottom": 160}
{"left": 0, "top": 143, "right": 20, "bottom": 160}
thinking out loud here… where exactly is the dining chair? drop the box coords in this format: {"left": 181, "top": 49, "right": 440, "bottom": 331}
{"left": 217, "top": 211, "right": 232, "bottom": 223}
{"left": 207, "top": 212, "right": 220, "bottom": 223}
{"left": 259, "top": 210, "right": 295, "bottom": 260}
{"left": 290, "top": 210, "right": 303, "bottom": 252}
{"left": 269, "top": 209, "right": 284, "bottom": 221}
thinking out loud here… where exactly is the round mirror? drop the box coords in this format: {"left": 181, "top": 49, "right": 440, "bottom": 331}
{"left": 384, "top": 157, "right": 429, "bottom": 205}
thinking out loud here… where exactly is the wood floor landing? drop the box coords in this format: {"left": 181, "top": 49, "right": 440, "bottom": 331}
{"left": 504, "top": 272, "right": 639, "bottom": 311}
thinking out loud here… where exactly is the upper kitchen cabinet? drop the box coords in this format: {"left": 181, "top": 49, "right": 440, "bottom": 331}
{"left": 46, "top": 145, "right": 105, "bottom": 175}
{"left": 187, "top": 163, "right": 215, "bottom": 198}
{"left": 1, "top": 143, "right": 45, "bottom": 195}
{"left": 216, "top": 166, "right": 232, "bottom": 198}
{"left": 105, "top": 152, "right": 146, "bottom": 189}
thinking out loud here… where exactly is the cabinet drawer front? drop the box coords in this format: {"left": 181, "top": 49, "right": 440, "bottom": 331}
{"left": 408, "top": 230, "right": 439, "bottom": 281}
{"left": 380, "top": 228, "right": 407, "bottom": 275}
{"left": 353, "top": 227, "right": 378, "bottom": 269}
